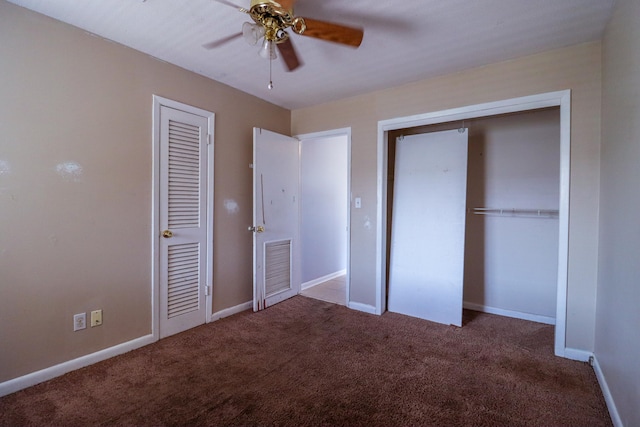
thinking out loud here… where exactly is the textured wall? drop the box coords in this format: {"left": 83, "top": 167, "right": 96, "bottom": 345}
{"left": 596, "top": 0, "right": 640, "bottom": 424}
{"left": 292, "top": 42, "right": 602, "bottom": 351}
{"left": 0, "top": 1, "right": 289, "bottom": 383}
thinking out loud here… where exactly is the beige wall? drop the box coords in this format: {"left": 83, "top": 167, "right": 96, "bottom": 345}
{"left": 0, "top": 1, "right": 289, "bottom": 383}
{"left": 596, "top": 0, "right": 640, "bottom": 424}
{"left": 292, "top": 42, "right": 602, "bottom": 351}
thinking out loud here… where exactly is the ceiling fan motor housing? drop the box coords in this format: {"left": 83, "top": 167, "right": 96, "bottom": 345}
{"left": 249, "top": 0, "right": 306, "bottom": 43}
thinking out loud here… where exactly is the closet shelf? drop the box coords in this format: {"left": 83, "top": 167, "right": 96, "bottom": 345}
{"left": 472, "top": 207, "right": 559, "bottom": 218}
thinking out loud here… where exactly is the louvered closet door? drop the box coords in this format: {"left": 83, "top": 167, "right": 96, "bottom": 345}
{"left": 159, "top": 106, "right": 209, "bottom": 338}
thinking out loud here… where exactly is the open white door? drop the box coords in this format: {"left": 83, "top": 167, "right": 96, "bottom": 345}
{"left": 387, "top": 129, "right": 468, "bottom": 326}
{"left": 252, "top": 128, "right": 300, "bottom": 311}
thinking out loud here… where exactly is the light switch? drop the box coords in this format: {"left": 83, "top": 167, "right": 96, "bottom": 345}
{"left": 355, "top": 197, "right": 362, "bottom": 209}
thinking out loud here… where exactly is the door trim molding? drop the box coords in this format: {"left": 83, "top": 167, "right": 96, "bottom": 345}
{"left": 376, "top": 90, "right": 571, "bottom": 357}
{"left": 152, "top": 95, "right": 215, "bottom": 340}
{"left": 295, "top": 127, "right": 352, "bottom": 307}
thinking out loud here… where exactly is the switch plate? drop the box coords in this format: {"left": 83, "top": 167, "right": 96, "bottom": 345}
{"left": 73, "top": 313, "right": 86, "bottom": 331}
{"left": 90, "top": 309, "right": 102, "bottom": 327}
{"left": 355, "top": 197, "right": 362, "bottom": 209}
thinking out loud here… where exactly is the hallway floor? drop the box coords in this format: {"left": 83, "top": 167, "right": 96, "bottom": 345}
{"left": 300, "top": 275, "right": 346, "bottom": 306}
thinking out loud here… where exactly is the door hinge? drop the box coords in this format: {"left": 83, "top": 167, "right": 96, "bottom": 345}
{"left": 207, "top": 134, "right": 212, "bottom": 145}
{"left": 204, "top": 285, "right": 211, "bottom": 296}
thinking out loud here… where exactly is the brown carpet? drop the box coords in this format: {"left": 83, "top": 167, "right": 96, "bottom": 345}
{"left": 1, "top": 296, "right": 611, "bottom": 426}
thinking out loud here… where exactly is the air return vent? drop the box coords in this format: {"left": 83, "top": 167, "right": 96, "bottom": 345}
{"left": 265, "top": 240, "right": 291, "bottom": 297}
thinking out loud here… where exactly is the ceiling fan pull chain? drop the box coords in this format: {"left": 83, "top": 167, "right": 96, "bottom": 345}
{"left": 268, "top": 56, "right": 274, "bottom": 90}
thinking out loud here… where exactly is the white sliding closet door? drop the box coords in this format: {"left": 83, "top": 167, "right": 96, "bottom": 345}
{"left": 388, "top": 129, "right": 468, "bottom": 326}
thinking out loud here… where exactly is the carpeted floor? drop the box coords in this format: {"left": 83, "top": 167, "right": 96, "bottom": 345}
{"left": 0, "top": 296, "right": 612, "bottom": 426}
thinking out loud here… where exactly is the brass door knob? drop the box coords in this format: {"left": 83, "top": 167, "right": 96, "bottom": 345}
{"left": 162, "top": 230, "right": 173, "bottom": 238}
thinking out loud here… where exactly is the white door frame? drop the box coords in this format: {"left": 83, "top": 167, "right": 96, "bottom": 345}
{"left": 295, "top": 128, "right": 352, "bottom": 307}
{"left": 152, "top": 95, "right": 215, "bottom": 340}
{"left": 376, "top": 90, "right": 571, "bottom": 357}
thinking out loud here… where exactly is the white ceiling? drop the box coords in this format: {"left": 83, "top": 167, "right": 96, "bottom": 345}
{"left": 7, "top": 0, "right": 615, "bottom": 110}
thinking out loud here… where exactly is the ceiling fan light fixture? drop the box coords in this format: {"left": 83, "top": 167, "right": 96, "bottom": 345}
{"left": 259, "top": 38, "right": 277, "bottom": 60}
{"left": 242, "top": 22, "right": 265, "bottom": 46}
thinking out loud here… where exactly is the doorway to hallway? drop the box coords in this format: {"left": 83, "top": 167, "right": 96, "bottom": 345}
{"left": 300, "top": 275, "right": 347, "bottom": 306}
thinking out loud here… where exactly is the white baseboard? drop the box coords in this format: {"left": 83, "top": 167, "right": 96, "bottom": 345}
{"left": 348, "top": 301, "right": 377, "bottom": 315}
{"left": 463, "top": 301, "right": 556, "bottom": 325}
{"left": 301, "top": 269, "right": 347, "bottom": 291}
{"left": 592, "top": 355, "right": 624, "bottom": 427}
{"left": 211, "top": 301, "right": 252, "bottom": 321}
{"left": 1, "top": 300, "right": 252, "bottom": 399}
{"left": 562, "top": 347, "right": 592, "bottom": 362}
{"left": 0, "top": 334, "right": 155, "bottom": 398}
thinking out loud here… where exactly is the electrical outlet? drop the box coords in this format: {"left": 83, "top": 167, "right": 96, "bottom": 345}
{"left": 74, "top": 313, "right": 86, "bottom": 331}
{"left": 90, "top": 309, "right": 102, "bottom": 327}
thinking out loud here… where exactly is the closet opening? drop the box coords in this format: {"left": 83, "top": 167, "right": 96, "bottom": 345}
{"left": 386, "top": 108, "right": 560, "bottom": 335}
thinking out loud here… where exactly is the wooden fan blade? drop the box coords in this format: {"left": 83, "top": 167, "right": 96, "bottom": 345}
{"left": 275, "top": 0, "right": 296, "bottom": 10}
{"left": 298, "top": 17, "right": 363, "bottom": 47}
{"left": 202, "top": 32, "right": 242, "bottom": 49}
{"left": 277, "top": 38, "right": 302, "bottom": 71}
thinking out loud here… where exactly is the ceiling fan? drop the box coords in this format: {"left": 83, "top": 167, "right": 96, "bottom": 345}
{"left": 205, "top": 0, "right": 364, "bottom": 86}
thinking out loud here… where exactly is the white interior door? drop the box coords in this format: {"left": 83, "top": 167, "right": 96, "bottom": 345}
{"left": 387, "top": 129, "right": 468, "bottom": 326}
{"left": 159, "top": 105, "right": 211, "bottom": 338}
{"left": 252, "top": 128, "right": 300, "bottom": 311}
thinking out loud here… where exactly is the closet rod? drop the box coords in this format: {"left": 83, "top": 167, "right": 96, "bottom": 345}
{"left": 472, "top": 207, "right": 559, "bottom": 218}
